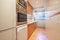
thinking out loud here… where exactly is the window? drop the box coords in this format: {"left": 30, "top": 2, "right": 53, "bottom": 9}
{"left": 33, "top": 12, "right": 45, "bottom": 21}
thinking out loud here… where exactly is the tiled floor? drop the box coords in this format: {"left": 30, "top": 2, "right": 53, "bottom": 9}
{"left": 29, "top": 28, "right": 48, "bottom": 40}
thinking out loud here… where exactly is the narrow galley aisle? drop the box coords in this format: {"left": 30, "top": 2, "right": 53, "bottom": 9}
{"left": 29, "top": 28, "right": 48, "bottom": 40}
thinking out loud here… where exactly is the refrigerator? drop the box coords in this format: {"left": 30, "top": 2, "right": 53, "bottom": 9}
{"left": 0, "top": 0, "right": 16, "bottom": 40}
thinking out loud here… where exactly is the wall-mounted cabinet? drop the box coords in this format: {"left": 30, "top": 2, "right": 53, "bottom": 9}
{"left": 45, "top": 14, "right": 60, "bottom": 40}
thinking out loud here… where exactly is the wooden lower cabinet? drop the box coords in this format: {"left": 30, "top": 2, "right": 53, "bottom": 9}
{"left": 28, "top": 22, "right": 36, "bottom": 39}
{"left": 0, "top": 28, "right": 16, "bottom": 40}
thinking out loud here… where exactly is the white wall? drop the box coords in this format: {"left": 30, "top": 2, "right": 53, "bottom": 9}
{"left": 36, "top": 20, "right": 45, "bottom": 27}
{"left": 45, "top": 13, "right": 60, "bottom": 40}
{"left": 36, "top": 11, "right": 59, "bottom": 27}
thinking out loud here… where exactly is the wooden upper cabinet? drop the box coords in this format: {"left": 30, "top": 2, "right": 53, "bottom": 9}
{"left": 27, "top": 1, "right": 33, "bottom": 14}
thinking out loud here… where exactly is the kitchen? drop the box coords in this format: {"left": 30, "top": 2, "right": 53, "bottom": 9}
{"left": 0, "top": 0, "right": 60, "bottom": 40}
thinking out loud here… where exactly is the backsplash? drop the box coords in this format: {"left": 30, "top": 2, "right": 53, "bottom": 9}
{"left": 27, "top": 14, "right": 34, "bottom": 24}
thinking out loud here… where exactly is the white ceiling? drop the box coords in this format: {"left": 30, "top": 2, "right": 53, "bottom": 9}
{"left": 28, "top": 0, "right": 60, "bottom": 11}
{"left": 28, "top": 0, "right": 46, "bottom": 9}
{"left": 47, "top": 0, "right": 60, "bottom": 11}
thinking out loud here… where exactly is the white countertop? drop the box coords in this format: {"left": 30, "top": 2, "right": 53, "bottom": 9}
{"left": 27, "top": 18, "right": 35, "bottom": 24}
{"left": 17, "top": 24, "right": 27, "bottom": 32}
{"left": 27, "top": 20, "right": 35, "bottom": 24}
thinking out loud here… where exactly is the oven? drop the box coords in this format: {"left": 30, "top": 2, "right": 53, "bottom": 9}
{"left": 17, "top": 12, "right": 27, "bottom": 25}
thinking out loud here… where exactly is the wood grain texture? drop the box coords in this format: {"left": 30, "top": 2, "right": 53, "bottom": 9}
{"left": 28, "top": 22, "right": 36, "bottom": 39}
{"left": 29, "top": 28, "right": 48, "bottom": 40}
{"left": 27, "top": 1, "right": 33, "bottom": 14}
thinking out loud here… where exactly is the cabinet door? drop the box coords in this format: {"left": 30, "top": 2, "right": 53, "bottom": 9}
{"left": 28, "top": 23, "right": 36, "bottom": 38}
{"left": 0, "top": 0, "right": 16, "bottom": 30}
{"left": 17, "top": 27, "right": 27, "bottom": 40}
{"left": 0, "top": 28, "right": 16, "bottom": 40}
